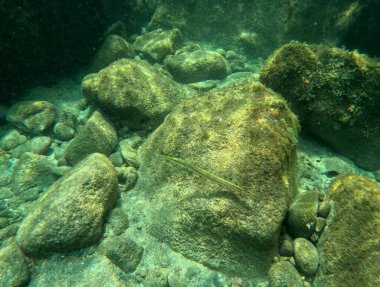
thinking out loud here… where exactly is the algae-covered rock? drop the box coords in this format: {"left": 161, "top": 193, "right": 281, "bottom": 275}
{"left": 293, "top": 237, "right": 319, "bottom": 277}
{"left": 11, "top": 152, "right": 56, "bottom": 197}
{"left": 6, "top": 101, "right": 56, "bottom": 135}
{"left": 91, "top": 34, "right": 134, "bottom": 71}
{"left": 268, "top": 261, "right": 303, "bottom": 287}
{"left": 286, "top": 190, "right": 319, "bottom": 239}
{"left": 164, "top": 48, "right": 230, "bottom": 83}
{"left": 28, "top": 254, "right": 126, "bottom": 287}
{"left": 0, "top": 239, "right": 31, "bottom": 287}
{"left": 98, "top": 236, "right": 143, "bottom": 273}
{"left": 12, "top": 136, "right": 52, "bottom": 158}
{"left": 82, "top": 59, "right": 193, "bottom": 129}
{"left": 64, "top": 111, "right": 118, "bottom": 165}
{"left": 314, "top": 174, "right": 380, "bottom": 287}
{"left": 260, "top": 42, "right": 380, "bottom": 171}
{"left": 53, "top": 122, "right": 75, "bottom": 141}
{"left": 16, "top": 153, "right": 118, "bottom": 256}
{"left": 134, "top": 28, "right": 182, "bottom": 61}
{"left": 0, "top": 129, "right": 27, "bottom": 151}
{"left": 131, "top": 82, "right": 299, "bottom": 279}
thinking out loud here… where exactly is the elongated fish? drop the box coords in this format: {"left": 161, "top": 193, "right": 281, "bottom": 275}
{"left": 158, "top": 153, "right": 243, "bottom": 193}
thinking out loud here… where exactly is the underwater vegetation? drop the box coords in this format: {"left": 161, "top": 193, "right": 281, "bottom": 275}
{"left": 0, "top": 1, "right": 379, "bottom": 287}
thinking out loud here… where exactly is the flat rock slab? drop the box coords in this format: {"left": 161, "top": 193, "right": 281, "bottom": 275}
{"left": 16, "top": 153, "right": 118, "bottom": 256}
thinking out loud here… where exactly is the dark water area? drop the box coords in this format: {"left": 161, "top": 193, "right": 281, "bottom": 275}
{"left": 0, "top": 1, "right": 379, "bottom": 287}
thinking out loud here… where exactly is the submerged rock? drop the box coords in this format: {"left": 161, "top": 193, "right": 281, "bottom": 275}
{"left": 314, "top": 174, "right": 380, "bottom": 287}
{"left": 64, "top": 111, "right": 118, "bottom": 165}
{"left": 91, "top": 34, "right": 134, "bottom": 71}
{"left": 98, "top": 236, "right": 143, "bottom": 273}
{"left": 293, "top": 237, "right": 319, "bottom": 277}
{"left": 11, "top": 152, "right": 56, "bottom": 198}
{"left": 0, "top": 239, "right": 31, "bottom": 287}
{"left": 82, "top": 59, "right": 193, "bottom": 129}
{"left": 286, "top": 190, "right": 319, "bottom": 239}
{"left": 260, "top": 42, "right": 380, "bottom": 171}
{"left": 16, "top": 153, "right": 118, "bottom": 256}
{"left": 6, "top": 101, "right": 56, "bottom": 135}
{"left": 268, "top": 261, "right": 303, "bottom": 287}
{"left": 12, "top": 136, "right": 52, "bottom": 158}
{"left": 131, "top": 82, "right": 299, "bottom": 279}
{"left": 28, "top": 254, "right": 126, "bottom": 287}
{"left": 164, "top": 48, "right": 230, "bottom": 83}
{"left": 134, "top": 28, "right": 182, "bottom": 61}
{"left": 0, "top": 129, "right": 27, "bottom": 151}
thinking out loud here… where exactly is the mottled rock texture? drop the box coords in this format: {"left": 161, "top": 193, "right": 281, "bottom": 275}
{"left": 260, "top": 42, "right": 380, "bottom": 171}
{"left": 82, "top": 59, "right": 194, "bottom": 129}
{"left": 314, "top": 174, "right": 380, "bottom": 287}
{"left": 91, "top": 34, "right": 134, "bottom": 71}
{"left": 16, "top": 153, "right": 118, "bottom": 256}
{"left": 134, "top": 28, "right": 182, "bottom": 61}
{"left": 64, "top": 111, "right": 118, "bottom": 165}
{"left": 0, "top": 239, "right": 31, "bottom": 287}
{"left": 131, "top": 82, "right": 299, "bottom": 279}
{"left": 164, "top": 49, "right": 230, "bottom": 83}
{"left": 268, "top": 261, "right": 303, "bottom": 287}
{"left": 6, "top": 101, "right": 56, "bottom": 135}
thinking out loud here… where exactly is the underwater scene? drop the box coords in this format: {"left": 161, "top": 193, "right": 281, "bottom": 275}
{"left": 0, "top": 1, "right": 379, "bottom": 286}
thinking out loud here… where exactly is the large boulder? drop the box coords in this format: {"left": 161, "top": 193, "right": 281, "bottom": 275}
{"left": 314, "top": 174, "right": 380, "bottom": 287}
{"left": 260, "top": 42, "right": 380, "bottom": 171}
{"left": 6, "top": 101, "right": 56, "bottom": 135}
{"left": 64, "top": 111, "right": 118, "bottom": 165}
{"left": 164, "top": 48, "right": 230, "bottom": 83}
{"left": 82, "top": 59, "right": 193, "bottom": 129}
{"left": 128, "top": 82, "right": 300, "bottom": 280}
{"left": 16, "top": 153, "right": 118, "bottom": 256}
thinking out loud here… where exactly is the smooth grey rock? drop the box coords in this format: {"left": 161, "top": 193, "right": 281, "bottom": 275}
{"left": 293, "top": 238, "right": 319, "bottom": 277}
{"left": 7, "top": 101, "right": 56, "bottom": 135}
{"left": 16, "top": 153, "right": 118, "bottom": 256}
{"left": 268, "top": 261, "right": 303, "bottom": 287}
{"left": 64, "top": 111, "right": 118, "bottom": 165}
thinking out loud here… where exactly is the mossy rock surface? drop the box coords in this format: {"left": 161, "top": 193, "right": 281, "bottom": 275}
{"left": 82, "top": 59, "right": 193, "bottom": 129}
{"left": 130, "top": 82, "right": 299, "bottom": 279}
{"left": 164, "top": 49, "right": 229, "bottom": 83}
{"left": 6, "top": 101, "right": 56, "bottom": 135}
{"left": 16, "top": 153, "right": 118, "bottom": 257}
{"left": 134, "top": 28, "right": 182, "bottom": 61}
{"left": 64, "top": 111, "right": 118, "bottom": 165}
{"left": 314, "top": 174, "right": 380, "bottom": 287}
{"left": 260, "top": 42, "right": 380, "bottom": 171}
